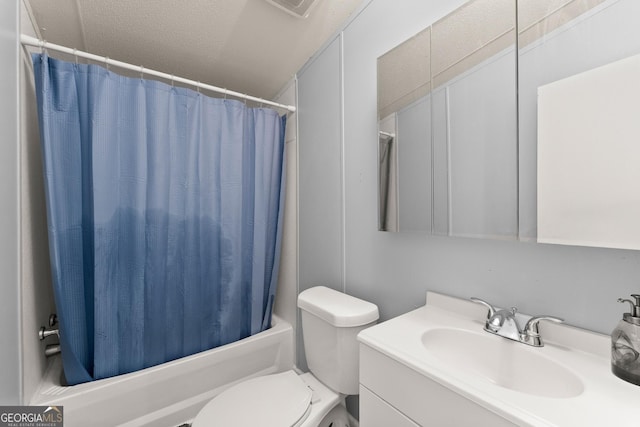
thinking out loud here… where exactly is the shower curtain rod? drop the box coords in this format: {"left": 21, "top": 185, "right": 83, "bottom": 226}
{"left": 20, "top": 34, "right": 297, "bottom": 113}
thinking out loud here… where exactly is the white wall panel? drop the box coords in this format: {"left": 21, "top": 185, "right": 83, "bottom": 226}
{"left": 297, "top": 36, "right": 343, "bottom": 368}
{"left": 273, "top": 79, "right": 299, "bottom": 366}
{"left": 0, "top": 0, "right": 22, "bottom": 405}
{"left": 20, "top": 0, "right": 58, "bottom": 405}
{"left": 298, "top": 36, "right": 343, "bottom": 292}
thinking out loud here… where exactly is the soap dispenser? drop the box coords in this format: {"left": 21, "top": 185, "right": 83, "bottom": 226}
{"left": 612, "top": 294, "right": 640, "bottom": 386}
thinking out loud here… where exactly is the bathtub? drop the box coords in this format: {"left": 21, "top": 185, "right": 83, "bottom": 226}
{"left": 30, "top": 315, "right": 294, "bottom": 427}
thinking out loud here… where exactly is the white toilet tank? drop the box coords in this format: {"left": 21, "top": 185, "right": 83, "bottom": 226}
{"left": 297, "top": 286, "right": 379, "bottom": 395}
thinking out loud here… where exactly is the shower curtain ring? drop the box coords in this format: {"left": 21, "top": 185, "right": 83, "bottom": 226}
{"left": 41, "top": 39, "right": 47, "bottom": 56}
{"left": 105, "top": 56, "right": 110, "bottom": 71}
{"left": 223, "top": 89, "right": 227, "bottom": 100}
{"left": 139, "top": 65, "right": 144, "bottom": 81}
{"left": 196, "top": 81, "right": 200, "bottom": 94}
{"left": 73, "top": 48, "right": 78, "bottom": 64}
{"left": 171, "top": 74, "right": 174, "bottom": 88}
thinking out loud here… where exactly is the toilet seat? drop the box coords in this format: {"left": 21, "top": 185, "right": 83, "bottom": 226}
{"left": 191, "top": 370, "right": 313, "bottom": 427}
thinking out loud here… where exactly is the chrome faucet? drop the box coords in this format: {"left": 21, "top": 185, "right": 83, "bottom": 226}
{"left": 470, "top": 297, "right": 563, "bottom": 347}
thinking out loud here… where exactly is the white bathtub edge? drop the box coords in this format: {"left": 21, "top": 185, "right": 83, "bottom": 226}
{"left": 31, "top": 315, "right": 294, "bottom": 427}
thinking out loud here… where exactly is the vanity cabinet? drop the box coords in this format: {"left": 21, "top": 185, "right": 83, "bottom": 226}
{"left": 359, "top": 344, "right": 517, "bottom": 427}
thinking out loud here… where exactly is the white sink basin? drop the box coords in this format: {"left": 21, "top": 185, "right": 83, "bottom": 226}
{"left": 421, "top": 328, "right": 584, "bottom": 398}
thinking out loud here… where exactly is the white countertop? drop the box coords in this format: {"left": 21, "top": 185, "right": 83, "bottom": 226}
{"left": 357, "top": 292, "right": 640, "bottom": 427}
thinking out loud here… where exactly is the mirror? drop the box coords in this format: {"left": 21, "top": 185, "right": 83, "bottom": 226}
{"left": 431, "top": 0, "right": 518, "bottom": 239}
{"left": 377, "top": 27, "right": 431, "bottom": 232}
{"left": 377, "top": 0, "right": 518, "bottom": 239}
{"left": 518, "top": 0, "right": 640, "bottom": 249}
{"left": 378, "top": 0, "right": 640, "bottom": 251}
{"left": 536, "top": 53, "right": 640, "bottom": 249}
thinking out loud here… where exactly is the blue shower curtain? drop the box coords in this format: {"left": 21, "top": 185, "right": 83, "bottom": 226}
{"left": 32, "top": 54, "right": 286, "bottom": 385}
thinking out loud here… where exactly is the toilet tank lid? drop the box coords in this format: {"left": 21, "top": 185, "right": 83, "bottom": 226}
{"left": 297, "top": 286, "right": 379, "bottom": 327}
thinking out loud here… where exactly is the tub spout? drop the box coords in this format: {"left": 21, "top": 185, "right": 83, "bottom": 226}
{"left": 45, "top": 344, "right": 61, "bottom": 357}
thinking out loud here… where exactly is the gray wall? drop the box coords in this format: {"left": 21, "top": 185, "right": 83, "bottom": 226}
{"left": 297, "top": 0, "right": 640, "bottom": 354}
{"left": 0, "top": 0, "right": 22, "bottom": 405}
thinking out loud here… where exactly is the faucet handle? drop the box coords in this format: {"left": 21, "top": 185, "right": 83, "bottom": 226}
{"left": 523, "top": 315, "right": 563, "bottom": 338}
{"left": 39, "top": 327, "right": 59, "bottom": 341}
{"left": 470, "top": 297, "right": 496, "bottom": 318}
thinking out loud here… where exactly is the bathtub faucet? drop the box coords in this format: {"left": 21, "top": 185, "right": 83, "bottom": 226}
{"left": 39, "top": 327, "right": 59, "bottom": 340}
{"left": 39, "top": 313, "right": 60, "bottom": 357}
{"left": 45, "top": 344, "right": 61, "bottom": 357}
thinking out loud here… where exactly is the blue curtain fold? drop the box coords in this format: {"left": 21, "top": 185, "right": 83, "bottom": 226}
{"left": 32, "top": 54, "right": 286, "bottom": 385}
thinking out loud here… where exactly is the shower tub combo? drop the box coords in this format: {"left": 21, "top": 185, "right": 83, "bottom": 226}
{"left": 30, "top": 316, "right": 294, "bottom": 427}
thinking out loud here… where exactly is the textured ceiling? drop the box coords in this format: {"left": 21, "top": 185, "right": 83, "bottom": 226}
{"left": 25, "top": 0, "right": 363, "bottom": 100}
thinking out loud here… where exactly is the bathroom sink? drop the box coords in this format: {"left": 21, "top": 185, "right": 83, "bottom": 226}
{"left": 421, "top": 328, "right": 584, "bottom": 398}
{"left": 359, "top": 292, "right": 640, "bottom": 426}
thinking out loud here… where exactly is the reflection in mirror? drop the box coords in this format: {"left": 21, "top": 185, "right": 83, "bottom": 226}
{"left": 377, "top": 0, "right": 518, "bottom": 239}
{"left": 377, "top": 27, "right": 431, "bottom": 233}
{"left": 377, "top": 0, "right": 640, "bottom": 249}
{"left": 537, "top": 54, "right": 640, "bottom": 249}
{"left": 431, "top": 0, "right": 517, "bottom": 239}
{"left": 378, "top": 116, "right": 397, "bottom": 231}
{"left": 397, "top": 97, "right": 432, "bottom": 233}
{"left": 518, "top": 0, "right": 640, "bottom": 249}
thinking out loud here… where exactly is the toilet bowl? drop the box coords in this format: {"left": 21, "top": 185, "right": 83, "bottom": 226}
{"left": 191, "top": 286, "right": 379, "bottom": 427}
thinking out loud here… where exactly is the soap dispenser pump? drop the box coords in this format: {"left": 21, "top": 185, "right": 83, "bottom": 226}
{"left": 612, "top": 294, "right": 640, "bottom": 386}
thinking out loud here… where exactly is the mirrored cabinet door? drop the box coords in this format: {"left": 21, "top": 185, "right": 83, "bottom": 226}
{"left": 377, "top": 0, "right": 518, "bottom": 240}
{"left": 518, "top": 0, "right": 640, "bottom": 249}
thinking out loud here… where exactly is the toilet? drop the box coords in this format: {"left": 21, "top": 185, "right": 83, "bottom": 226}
{"left": 191, "top": 286, "right": 379, "bottom": 427}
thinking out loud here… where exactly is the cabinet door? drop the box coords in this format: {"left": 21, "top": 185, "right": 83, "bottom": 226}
{"left": 360, "top": 385, "right": 419, "bottom": 427}
{"left": 360, "top": 344, "right": 518, "bottom": 426}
